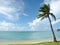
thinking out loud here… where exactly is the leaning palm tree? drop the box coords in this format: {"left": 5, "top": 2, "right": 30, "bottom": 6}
{"left": 37, "top": 4, "right": 57, "bottom": 42}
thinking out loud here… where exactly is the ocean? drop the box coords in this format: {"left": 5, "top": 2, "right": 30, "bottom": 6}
{"left": 0, "top": 31, "right": 60, "bottom": 42}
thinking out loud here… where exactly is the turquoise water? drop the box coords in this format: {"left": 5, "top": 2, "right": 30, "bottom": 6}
{"left": 0, "top": 31, "right": 60, "bottom": 42}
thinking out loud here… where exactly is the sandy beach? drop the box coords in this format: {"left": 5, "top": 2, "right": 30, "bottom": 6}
{"left": 0, "top": 40, "right": 53, "bottom": 44}
{"left": 0, "top": 39, "right": 60, "bottom": 44}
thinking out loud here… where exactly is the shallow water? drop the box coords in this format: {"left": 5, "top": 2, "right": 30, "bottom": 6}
{"left": 0, "top": 31, "right": 60, "bottom": 42}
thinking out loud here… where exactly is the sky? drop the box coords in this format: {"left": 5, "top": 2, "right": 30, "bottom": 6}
{"left": 0, "top": 0, "right": 60, "bottom": 31}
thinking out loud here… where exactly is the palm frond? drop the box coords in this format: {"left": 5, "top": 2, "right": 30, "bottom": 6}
{"left": 48, "top": 4, "right": 50, "bottom": 12}
{"left": 40, "top": 14, "right": 48, "bottom": 20}
{"left": 39, "top": 4, "right": 50, "bottom": 13}
{"left": 41, "top": 16, "right": 45, "bottom": 20}
{"left": 37, "top": 4, "right": 56, "bottom": 21}
{"left": 37, "top": 14, "right": 44, "bottom": 19}
{"left": 50, "top": 13, "right": 56, "bottom": 21}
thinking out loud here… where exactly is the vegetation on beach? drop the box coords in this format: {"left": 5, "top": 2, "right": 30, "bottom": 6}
{"left": 2, "top": 41, "right": 60, "bottom": 45}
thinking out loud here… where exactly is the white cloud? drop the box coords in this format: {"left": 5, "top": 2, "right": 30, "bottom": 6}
{"left": 52, "top": 19, "right": 60, "bottom": 25}
{"left": 28, "top": 18, "right": 49, "bottom": 31}
{"left": 28, "top": 18, "right": 41, "bottom": 26}
{"left": 50, "top": 0, "right": 60, "bottom": 19}
{"left": 0, "top": 0, "right": 24, "bottom": 21}
{"left": 28, "top": 18, "right": 41, "bottom": 30}
{"left": 0, "top": 21, "right": 15, "bottom": 31}
{"left": 0, "top": 21, "right": 29, "bottom": 31}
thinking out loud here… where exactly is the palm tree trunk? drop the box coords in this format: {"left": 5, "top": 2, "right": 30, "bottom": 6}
{"left": 48, "top": 17, "right": 57, "bottom": 42}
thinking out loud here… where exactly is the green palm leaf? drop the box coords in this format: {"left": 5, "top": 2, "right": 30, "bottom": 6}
{"left": 37, "top": 14, "right": 44, "bottom": 18}
{"left": 50, "top": 13, "right": 56, "bottom": 21}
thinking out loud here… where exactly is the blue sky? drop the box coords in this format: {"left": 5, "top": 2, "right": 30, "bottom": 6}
{"left": 0, "top": 0, "right": 60, "bottom": 31}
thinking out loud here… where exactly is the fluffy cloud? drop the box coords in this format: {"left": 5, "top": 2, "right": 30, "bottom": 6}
{"left": 0, "top": 0, "right": 24, "bottom": 21}
{"left": 52, "top": 19, "right": 60, "bottom": 25}
{"left": 0, "top": 21, "right": 15, "bottom": 31}
{"left": 28, "top": 18, "right": 49, "bottom": 31}
{"left": 28, "top": 18, "right": 41, "bottom": 31}
{"left": 0, "top": 21, "right": 29, "bottom": 31}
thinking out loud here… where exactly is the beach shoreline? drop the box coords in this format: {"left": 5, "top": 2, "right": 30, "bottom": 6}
{"left": 0, "top": 39, "right": 60, "bottom": 44}
{"left": 0, "top": 40, "right": 53, "bottom": 44}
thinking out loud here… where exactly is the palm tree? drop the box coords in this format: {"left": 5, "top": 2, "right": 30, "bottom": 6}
{"left": 37, "top": 4, "right": 57, "bottom": 42}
